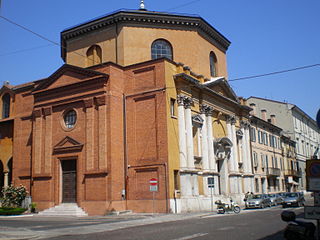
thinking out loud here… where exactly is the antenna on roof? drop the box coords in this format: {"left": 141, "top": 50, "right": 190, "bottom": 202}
{"left": 139, "top": 0, "right": 146, "bottom": 10}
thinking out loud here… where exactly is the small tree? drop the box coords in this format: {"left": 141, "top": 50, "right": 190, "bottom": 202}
{"left": 1, "top": 185, "right": 28, "bottom": 208}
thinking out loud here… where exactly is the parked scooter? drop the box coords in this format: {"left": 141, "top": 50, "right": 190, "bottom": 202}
{"left": 281, "top": 210, "right": 316, "bottom": 240}
{"left": 215, "top": 198, "right": 241, "bottom": 214}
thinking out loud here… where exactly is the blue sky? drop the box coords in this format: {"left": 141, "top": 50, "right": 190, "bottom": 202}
{"left": 0, "top": 0, "right": 319, "bottom": 119}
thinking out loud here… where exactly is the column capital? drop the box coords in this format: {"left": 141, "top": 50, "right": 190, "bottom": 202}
{"left": 177, "top": 94, "right": 185, "bottom": 106}
{"left": 43, "top": 107, "right": 52, "bottom": 116}
{"left": 226, "top": 115, "right": 236, "bottom": 124}
{"left": 184, "top": 97, "right": 193, "bottom": 109}
{"left": 240, "top": 120, "right": 250, "bottom": 129}
{"left": 83, "top": 98, "right": 94, "bottom": 108}
{"left": 95, "top": 96, "right": 106, "bottom": 106}
{"left": 33, "top": 109, "right": 42, "bottom": 118}
{"left": 200, "top": 104, "right": 214, "bottom": 116}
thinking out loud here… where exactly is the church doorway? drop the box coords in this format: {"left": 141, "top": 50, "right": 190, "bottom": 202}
{"left": 61, "top": 160, "right": 77, "bottom": 203}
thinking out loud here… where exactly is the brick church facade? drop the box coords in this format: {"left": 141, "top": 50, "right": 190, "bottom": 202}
{"left": 0, "top": 9, "right": 254, "bottom": 215}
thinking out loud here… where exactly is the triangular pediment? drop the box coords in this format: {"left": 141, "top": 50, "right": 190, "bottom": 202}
{"left": 203, "top": 77, "right": 239, "bottom": 102}
{"left": 33, "top": 64, "right": 107, "bottom": 92}
{"left": 192, "top": 114, "right": 204, "bottom": 126}
{"left": 53, "top": 136, "right": 83, "bottom": 154}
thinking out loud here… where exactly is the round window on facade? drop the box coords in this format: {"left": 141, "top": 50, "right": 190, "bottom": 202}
{"left": 64, "top": 110, "right": 77, "bottom": 129}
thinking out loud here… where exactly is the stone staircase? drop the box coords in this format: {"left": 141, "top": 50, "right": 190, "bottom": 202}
{"left": 38, "top": 203, "right": 88, "bottom": 216}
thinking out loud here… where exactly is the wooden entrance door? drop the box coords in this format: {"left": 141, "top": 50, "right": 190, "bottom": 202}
{"left": 62, "top": 160, "right": 76, "bottom": 203}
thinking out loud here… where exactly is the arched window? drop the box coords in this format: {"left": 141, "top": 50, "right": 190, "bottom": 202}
{"left": 209, "top": 51, "right": 217, "bottom": 77}
{"left": 86, "top": 45, "right": 102, "bottom": 66}
{"left": 151, "top": 39, "right": 173, "bottom": 60}
{"left": 2, "top": 94, "right": 10, "bottom": 119}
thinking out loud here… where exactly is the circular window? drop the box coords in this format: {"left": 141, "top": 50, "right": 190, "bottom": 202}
{"left": 64, "top": 110, "right": 77, "bottom": 129}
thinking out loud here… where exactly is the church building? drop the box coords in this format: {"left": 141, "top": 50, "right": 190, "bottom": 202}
{"left": 0, "top": 5, "right": 254, "bottom": 215}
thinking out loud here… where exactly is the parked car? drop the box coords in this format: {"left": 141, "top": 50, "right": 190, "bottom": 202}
{"left": 268, "top": 193, "right": 283, "bottom": 206}
{"left": 245, "top": 194, "right": 272, "bottom": 209}
{"left": 282, "top": 192, "right": 305, "bottom": 208}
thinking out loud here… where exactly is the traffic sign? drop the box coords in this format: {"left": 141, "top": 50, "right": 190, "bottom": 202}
{"left": 306, "top": 160, "right": 320, "bottom": 177}
{"left": 149, "top": 178, "right": 158, "bottom": 192}
{"left": 208, "top": 177, "right": 214, "bottom": 188}
{"left": 149, "top": 178, "right": 158, "bottom": 186}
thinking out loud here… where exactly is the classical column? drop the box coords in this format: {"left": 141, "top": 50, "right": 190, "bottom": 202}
{"left": 184, "top": 97, "right": 194, "bottom": 169}
{"left": 231, "top": 118, "right": 239, "bottom": 172}
{"left": 227, "top": 116, "right": 235, "bottom": 172}
{"left": 96, "top": 96, "right": 107, "bottom": 170}
{"left": 177, "top": 95, "right": 187, "bottom": 169}
{"left": 226, "top": 116, "right": 235, "bottom": 193}
{"left": 207, "top": 107, "right": 215, "bottom": 171}
{"left": 200, "top": 105, "right": 209, "bottom": 171}
{"left": 4, "top": 172, "right": 9, "bottom": 188}
{"left": 84, "top": 99, "right": 94, "bottom": 171}
{"left": 43, "top": 107, "right": 52, "bottom": 175}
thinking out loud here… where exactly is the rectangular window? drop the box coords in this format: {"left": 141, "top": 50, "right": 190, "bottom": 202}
{"left": 265, "top": 133, "right": 268, "bottom": 146}
{"left": 250, "top": 127, "right": 256, "bottom": 142}
{"left": 174, "top": 170, "right": 180, "bottom": 190}
{"left": 261, "top": 154, "right": 265, "bottom": 169}
{"left": 170, "top": 98, "right": 176, "bottom": 117}
{"left": 258, "top": 130, "right": 261, "bottom": 143}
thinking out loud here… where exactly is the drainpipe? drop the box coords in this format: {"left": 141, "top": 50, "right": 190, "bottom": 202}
{"left": 164, "top": 162, "right": 169, "bottom": 213}
{"left": 123, "top": 94, "right": 128, "bottom": 209}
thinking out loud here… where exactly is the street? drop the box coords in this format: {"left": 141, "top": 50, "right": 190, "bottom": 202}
{"left": 0, "top": 206, "right": 309, "bottom": 240}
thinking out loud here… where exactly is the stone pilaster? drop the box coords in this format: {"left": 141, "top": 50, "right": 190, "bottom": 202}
{"left": 32, "top": 109, "right": 42, "bottom": 175}
{"left": 200, "top": 105, "right": 209, "bottom": 171}
{"left": 96, "top": 96, "right": 107, "bottom": 170}
{"left": 43, "top": 107, "right": 52, "bottom": 174}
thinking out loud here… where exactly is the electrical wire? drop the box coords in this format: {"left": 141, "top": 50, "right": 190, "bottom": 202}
{"left": 165, "top": 0, "right": 202, "bottom": 11}
{"left": 0, "top": 44, "right": 54, "bottom": 57}
{"left": 229, "top": 64, "right": 320, "bottom": 82}
{"left": 1, "top": 15, "right": 320, "bottom": 84}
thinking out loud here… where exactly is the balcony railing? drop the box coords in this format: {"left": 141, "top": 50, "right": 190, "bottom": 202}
{"left": 284, "top": 169, "right": 302, "bottom": 177}
{"left": 267, "top": 167, "right": 281, "bottom": 176}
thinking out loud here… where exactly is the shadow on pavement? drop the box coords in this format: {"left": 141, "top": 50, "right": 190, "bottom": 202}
{"left": 257, "top": 230, "right": 284, "bottom": 240}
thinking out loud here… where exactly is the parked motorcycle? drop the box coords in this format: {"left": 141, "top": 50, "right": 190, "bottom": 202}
{"left": 215, "top": 199, "right": 240, "bottom": 214}
{"left": 281, "top": 210, "right": 315, "bottom": 240}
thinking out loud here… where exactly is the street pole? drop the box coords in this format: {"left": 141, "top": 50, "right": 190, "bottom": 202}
{"left": 314, "top": 193, "right": 320, "bottom": 240}
{"left": 152, "top": 191, "right": 155, "bottom": 215}
{"left": 210, "top": 187, "right": 213, "bottom": 212}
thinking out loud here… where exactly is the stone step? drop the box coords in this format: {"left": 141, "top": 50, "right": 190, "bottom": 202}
{"left": 38, "top": 203, "right": 88, "bottom": 216}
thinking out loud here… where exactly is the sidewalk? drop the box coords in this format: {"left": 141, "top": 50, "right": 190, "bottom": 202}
{"left": 0, "top": 212, "right": 219, "bottom": 240}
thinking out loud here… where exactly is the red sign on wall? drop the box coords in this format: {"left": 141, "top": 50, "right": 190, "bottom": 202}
{"left": 149, "top": 178, "right": 158, "bottom": 192}
{"left": 149, "top": 178, "right": 158, "bottom": 186}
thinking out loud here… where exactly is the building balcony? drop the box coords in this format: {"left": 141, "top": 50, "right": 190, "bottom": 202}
{"left": 284, "top": 169, "right": 302, "bottom": 178}
{"left": 267, "top": 167, "right": 280, "bottom": 177}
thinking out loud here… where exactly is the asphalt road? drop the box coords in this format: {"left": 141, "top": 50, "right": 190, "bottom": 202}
{"left": 43, "top": 207, "right": 305, "bottom": 240}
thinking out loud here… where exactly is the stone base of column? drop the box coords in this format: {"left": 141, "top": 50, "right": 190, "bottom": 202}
{"left": 180, "top": 173, "right": 199, "bottom": 196}
{"left": 229, "top": 176, "right": 238, "bottom": 194}
{"left": 243, "top": 176, "right": 254, "bottom": 193}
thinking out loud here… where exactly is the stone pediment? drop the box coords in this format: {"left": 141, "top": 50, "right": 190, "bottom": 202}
{"left": 33, "top": 64, "right": 107, "bottom": 92}
{"left": 53, "top": 136, "right": 83, "bottom": 154}
{"left": 192, "top": 114, "right": 204, "bottom": 127}
{"left": 203, "top": 77, "right": 239, "bottom": 102}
